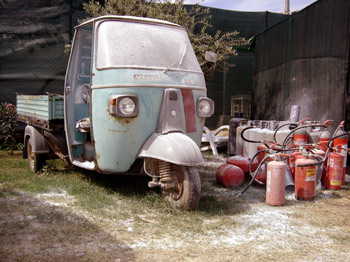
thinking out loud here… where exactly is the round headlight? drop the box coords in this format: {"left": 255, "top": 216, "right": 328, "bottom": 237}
{"left": 198, "top": 99, "right": 211, "bottom": 115}
{"left": 119, "top": 97, "right": 136, "bottom": 115}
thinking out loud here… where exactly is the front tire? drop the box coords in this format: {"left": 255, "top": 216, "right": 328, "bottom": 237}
{"left": 161, "top": 165, "right": 201, "bottom": 211}
{"left": 27, "top": 138, "right": 45, "bottom": 172}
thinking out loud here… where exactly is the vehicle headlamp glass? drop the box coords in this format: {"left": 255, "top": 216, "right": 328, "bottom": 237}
{"left": 197, "top": 97, "right": 214, "bottom": 118}
{"left": 119, "top": 97, "right": 135, "bottom": 115}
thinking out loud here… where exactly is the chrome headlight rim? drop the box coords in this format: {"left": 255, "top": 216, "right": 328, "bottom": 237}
{"left": 108, "top": 95, "right": 139, "bottom": 118}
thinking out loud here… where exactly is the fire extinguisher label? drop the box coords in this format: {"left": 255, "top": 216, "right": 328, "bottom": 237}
{"left": 305, "top": 168, "right": 316, "bottom": 182}
{"left": 329, "top": 157, "right": 343, "bottom": 186}
{"left": 340, "top": 144, "right": 348, "bottom": 168}
{"left": 331, "top": 179, "right": 342, "bottom": 186}
{"left": 266, "top": 169, "right": 271, "bottom": 193}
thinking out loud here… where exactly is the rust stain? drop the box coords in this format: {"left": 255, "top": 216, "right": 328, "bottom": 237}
{"left": 108, "top": 115, "right": 136, "bottom": 125}
{"left": 96, "top": 153, "right": 101, "bottom": 160}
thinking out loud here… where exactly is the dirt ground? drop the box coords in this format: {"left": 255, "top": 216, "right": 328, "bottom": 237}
{"left": 1, "top": 154, "right": 350, "bottom": 262}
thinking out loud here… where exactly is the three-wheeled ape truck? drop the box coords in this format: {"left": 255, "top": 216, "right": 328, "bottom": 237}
{"left": 16, "top": 15, "right": 214, "bottom": 210}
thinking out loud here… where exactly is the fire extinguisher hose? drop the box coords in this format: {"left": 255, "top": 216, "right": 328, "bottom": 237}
{"left": 249, "top": 148, "right": 270, "bottom": 185}
{"left": 281, "top": 124, "right": 328, "bottom": 150}
{"left": 240, "top": 126, "right": 262, "bottom": 144}
{"left": 237, "top": 154, "right": 276, "bottom": 197}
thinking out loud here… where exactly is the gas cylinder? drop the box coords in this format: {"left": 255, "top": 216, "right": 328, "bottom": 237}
{"left": 235, "top": 120, "right": 249, "bottom": 156}
{"left": 240, "top": 120, "right": 253, "bottom": 156}
{"left": 266, "top": 121, "right": 276, "bottom": 144}
{"left": 216, "top": 164, "right": 245, "bottom": 188}
{"left": 227, "top": 155, "right": 258, "bottom": 173}
{"left": 266, "top": 161, "right": 286, "bottom": 206}
{"left": 308, "top": 127, "right": 321, "bottom": 145}
{"left": 228, "top": 113, "right": 245, "bottom": 156}
{"left": 256, "top": 122, "right": 268, "bottom": 143}
{"left": 325, "top": 152, "right": 344, "bottom": 190}
{"left": 275, "top": 129, "right": 291, "bottom": 145}
{"left": 289, "top": 151, "right": 304, "bottom": 179}
{"left": 295, "top": 158, "right": 317, "bottom": 201}
{"left": 239, "top": 121, "right": 251, "bottom": 156}
{"left": 257, "top": 144, "right": 268, "bottom": 163}
{"left": 247, "top": 125, "right": 260, "bottom": 158}
{"left": 290, "top": 105, "right": 301, "bottom": 123}
{"left": 294, "top": 128, "right": 308, "bottom": 146}
{"left": 256, "top": 122, "right": 268, "bottom": 161}
{"left": 256, "top": 163, "right": 267, "bottom": 184}
{"left": 333, "top": 124, "right": 348, "bottom": 186}
{"left": 313, "top": 149, "right": 326, "bottom": 188}
{"left": 318, "top": 131, "right": 331, "bottom": 151}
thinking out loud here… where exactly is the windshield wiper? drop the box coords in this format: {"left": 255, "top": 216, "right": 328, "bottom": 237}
{"left": 163, "top": 42, "right": 188, "bottom": 73}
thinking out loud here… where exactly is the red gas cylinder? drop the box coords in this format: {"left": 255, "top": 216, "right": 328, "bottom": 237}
{"left": 294, "top": 128, "right": 308, "bottom": 146}
{"left": 289, "top": 151, "right": 304, "bottom": 179}
{"left": 227, "top": 156, "right": 258, "bottom": 173}
{"left": 266, "top": 161, "right": 286, "bottom": 206}
{"left": 333, "top": 126, "right": 348, "bottom": 186}
{"left": 325, "top": 152, "right": 344, "bottom": 190}
{"left": 255, "top": 164, "right": 267, "bottom": 184}
{"left": 257, "top": 144, "right": 268, "bottom": 163}
{"left": 216, "top": 164, "right": 245, "bottom": 188}
{"left": 295, "top": 158, "right": 316, "bottom": 200}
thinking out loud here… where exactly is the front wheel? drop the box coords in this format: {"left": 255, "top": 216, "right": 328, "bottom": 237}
{"left": 161, "top": 164, "right": 201, "bottom": 211}
{"left": 27, "top": 138, "right": 45, "bottom": 172}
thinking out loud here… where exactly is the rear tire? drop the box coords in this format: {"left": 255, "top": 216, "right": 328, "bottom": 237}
{"left": 161, "top": 165, "right": 201, "bottom": 211}
{"left": 27, "top": 138, "right": 45, "bottom": 172}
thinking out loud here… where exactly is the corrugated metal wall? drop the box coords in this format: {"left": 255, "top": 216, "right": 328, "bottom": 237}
{"left": 252, "top": 0, "right": 350, "bottom": 130}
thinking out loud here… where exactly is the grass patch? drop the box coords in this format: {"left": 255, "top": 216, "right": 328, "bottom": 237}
{"left": 2, "top": 151, "right": 350, "bottom": 262}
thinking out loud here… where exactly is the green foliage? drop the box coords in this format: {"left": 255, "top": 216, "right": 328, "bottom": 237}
{"left": 0, "top": 102, "right": 17, "bottom": 155}
{"left": 82, "top": 0, "right": 248, "bottom": 80}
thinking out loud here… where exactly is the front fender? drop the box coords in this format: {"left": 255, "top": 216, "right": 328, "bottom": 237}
{"left": 24, "top": 125, "right": 50, "bottom": 158}
{"left": 138, "top": 132, "right": 204, "bottom": 166}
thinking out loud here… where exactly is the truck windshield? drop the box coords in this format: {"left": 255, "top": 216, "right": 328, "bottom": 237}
{"left": 95, "top": 20, "right": 202, "bottom": 73}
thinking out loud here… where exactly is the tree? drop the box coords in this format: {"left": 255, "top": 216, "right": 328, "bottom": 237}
{"left": 83, "top": 0, "right": 248, "bottom": 80}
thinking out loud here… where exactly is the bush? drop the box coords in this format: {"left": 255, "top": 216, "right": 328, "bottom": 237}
{"left": 0, "top": 102, "right": 17, "bottom": 155}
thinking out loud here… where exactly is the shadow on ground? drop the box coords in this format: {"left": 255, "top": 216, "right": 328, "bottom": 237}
{"left": 0, "top": 187, "right": 136, "bottom": 262}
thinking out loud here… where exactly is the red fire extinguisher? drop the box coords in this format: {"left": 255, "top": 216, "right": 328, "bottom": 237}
{"left": 325, "top": 152, "right": 344, "bottom": 190}
{"left": 266, "top": 159, "right": 286, "bottom": 206}
{"left": 333, "top": 122, "right": 348, "bottom": 186}
{"left": 295, "top": 158, "right": 317, "bottom": 201}
{"left": 294, "top": 128, "right": 308, "bottom": 146}
{"left": 318, "top": 130, "right": 331, "bottom": 152}
{"left": 289, "top": 150, "right": 304, "bottom": 179}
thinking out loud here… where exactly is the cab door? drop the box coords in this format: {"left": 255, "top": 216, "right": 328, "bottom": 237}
{"left": 64, "top": 24, "right": 95, "bottom": 167}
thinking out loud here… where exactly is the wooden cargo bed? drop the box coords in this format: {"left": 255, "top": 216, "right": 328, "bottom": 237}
{"left": 16, "top": 94, "right": 64, "bottom": 131}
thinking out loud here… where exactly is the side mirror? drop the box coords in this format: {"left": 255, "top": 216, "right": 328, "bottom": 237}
{"left": 205, "top": 51, "right": 217, "bottom": 63}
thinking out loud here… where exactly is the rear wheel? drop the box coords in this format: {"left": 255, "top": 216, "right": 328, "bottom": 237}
{"left": 27, "top": 138, "right": 45, "bottom": 172}
{"left": 161, "top": 164, "right": 201, "bottom": 211}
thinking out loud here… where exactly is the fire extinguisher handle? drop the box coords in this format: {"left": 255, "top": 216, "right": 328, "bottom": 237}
{"left": 299, "top": 117, "right": 310, "bottom": 125}
{"left": 275, "top": 153, "right": 289, "bottom": 159}
{"left": 323, "top": 120, "right": 334, "bottom": 126}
